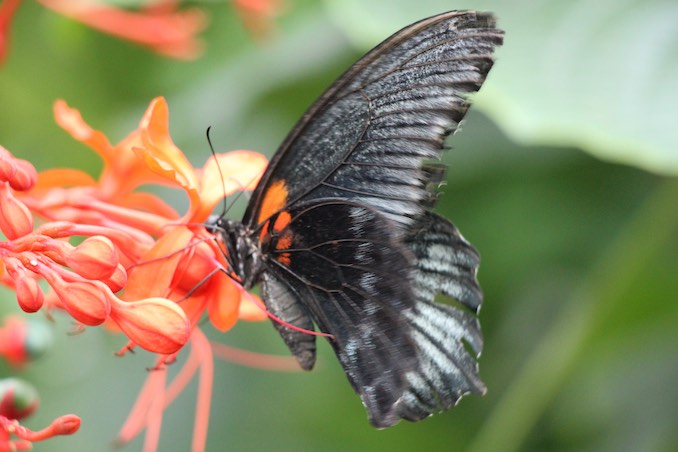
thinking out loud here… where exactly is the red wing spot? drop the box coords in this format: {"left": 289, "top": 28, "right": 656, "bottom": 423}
{"left": 257, "top": 180, "right": 289, "bottom": 224}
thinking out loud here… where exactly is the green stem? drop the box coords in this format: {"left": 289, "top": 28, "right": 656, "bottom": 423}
{"left": 468, "top": 178, "right": 678, "bottom": 452}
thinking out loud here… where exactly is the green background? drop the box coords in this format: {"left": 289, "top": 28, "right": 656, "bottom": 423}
{"left": 1, "top": 0, "right": 676, "bottom": 451}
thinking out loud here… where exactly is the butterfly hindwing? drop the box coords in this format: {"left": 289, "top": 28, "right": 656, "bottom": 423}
{"left": 397, "top": 212, "right": 484, "bottom": 421}
{"left": 258, "top": 203, "right": 486, "bottom": 427}
{"left": 259, "top": 200, "right": 420, "bottom": 426}
{"left": 260, "top": 272, "right": 317, "bottom": 370}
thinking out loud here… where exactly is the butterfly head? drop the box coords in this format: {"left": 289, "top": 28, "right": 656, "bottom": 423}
{"left": 206, "top": 215, "right": 263, "bottom": 289}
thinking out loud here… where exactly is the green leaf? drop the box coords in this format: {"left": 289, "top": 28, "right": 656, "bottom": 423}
{"left": 324, "top": 0, "right": 678, "bottom": 175}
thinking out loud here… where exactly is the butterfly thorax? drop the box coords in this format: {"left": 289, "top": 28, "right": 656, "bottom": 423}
{"left": 207, "top": 216, "right": 264, "bottom": 289}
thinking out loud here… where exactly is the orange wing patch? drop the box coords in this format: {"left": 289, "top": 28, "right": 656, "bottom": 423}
{"left": 257, "top": 179, "right": 289, "bottom": 224}
{"left": 275, "top": 230, "right": 294, "bottom": 251}
{"left": 273, "top": 211, "right": 292, "bottom": 232}
{"left": 275, "top": 230, "right": 294, "bottom": 266}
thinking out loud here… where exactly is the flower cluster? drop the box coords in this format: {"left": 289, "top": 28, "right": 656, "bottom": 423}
{"left": 1, "top": 135, "right": 191, "bottom": 355}
{"left": 1, "top": 97, "right": 279, "bottom": 450}
{"left": 0, "top": 0, "right": 282, "bottom": 65}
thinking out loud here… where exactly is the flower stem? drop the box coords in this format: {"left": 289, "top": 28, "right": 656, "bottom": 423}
{"left": 468, "top": 178, "right": 678, "bottom": 452}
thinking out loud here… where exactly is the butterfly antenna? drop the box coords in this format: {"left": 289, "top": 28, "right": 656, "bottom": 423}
{"left": 206, "top": 126, "right": 229, "bottom": 218}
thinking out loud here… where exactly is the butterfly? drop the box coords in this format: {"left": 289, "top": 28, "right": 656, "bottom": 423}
{"left": 210, "top": 10, "right": 503, "bottom": 428}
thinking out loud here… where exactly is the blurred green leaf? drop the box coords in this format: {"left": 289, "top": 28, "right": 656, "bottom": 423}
{"left": 325, "top": 0, "right": 678, "bottom": 175}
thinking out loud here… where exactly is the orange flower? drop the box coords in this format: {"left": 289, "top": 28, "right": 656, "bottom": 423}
{"left": 233, "top": 0, "right": 284, "bottom": 38}
{"left": 2, "top": 0, "right": 285, "bottom": 66}
{"left": 37, "top": 0, "right": 207, "bottom": 60}
{"left": 121, "top": 97, "right": 269, "bottom": 333}
{"left": 2, "top": 96, "right": 295, "bottom": 451}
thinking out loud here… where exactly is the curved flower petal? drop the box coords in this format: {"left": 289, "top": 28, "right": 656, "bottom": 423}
{"left": 135, "top": 97, "right": 199, "bottom": 194}
{"left": 53, "top": 99, "right": 170, "bottom": 198}
{"left": 124, "top": 226, "right": 196, "bottom": 301}
{"left": 207, "top": 273, "right": 241, "bottom": 332}
{"left": 53, "top": 100, "right": 115, "bottom": 166}
{"left": 32, "top": 168, "right": 97, "bottom": 192}
{"left": 116, "top": 191, "right": 179, "bottom": 219}
{"left": 190, "top": 150, "right": 269, "bottom": 222}
{"left": 237, "top": 292, "right": 268, "bottom": 321}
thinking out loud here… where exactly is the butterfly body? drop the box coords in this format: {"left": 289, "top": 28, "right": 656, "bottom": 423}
{"left": 211, "top": 10, "right": 503, "bottom": 428}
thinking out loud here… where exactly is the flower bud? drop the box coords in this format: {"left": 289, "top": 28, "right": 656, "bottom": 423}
{"left": 15, "top": 275, "right": 45, "bottom": 313}
{"left": 4, "top": 258, "right": 44, "bottom": 314}
{"left": 0, "top": 147, "right": 38, "bottom": 191}
{"left": 9, "top": 414, "right": 81, "bottom": 442}
{"left": 48, "top": 414, "right": 81, "bottom": 436}
{"left": 109, "top": 297, "right": 190, "bottom": 354}
{"left": 0, "top": 154, "right": 17, "bottom": 182}
{"left": 0, "top": 184, "right": 33, "bottom": 239}
{"left": 65, "top": 236, "right": 119, "bottom": 280}
{"left": 0, "top": 378, "right": 39, "bottom": 420}
{"left": 48, "top": 276, "right": 110, "bottom": 326}
{"left": 8, "top": 159, "right": 38, "bottom": 192}
{"left": 207, "top": 275, "right": 240, "bottom": 332}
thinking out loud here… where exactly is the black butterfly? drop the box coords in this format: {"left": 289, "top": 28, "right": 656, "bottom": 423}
{"left": 211, "top": 10, "right": 503, "bottom": 427}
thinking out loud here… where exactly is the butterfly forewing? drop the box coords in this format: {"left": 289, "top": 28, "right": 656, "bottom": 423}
{"left": 221, "top": 10, "right": 503, "bottom": 428}
{"left": 243, "top": 11, "right": 504, "bottom": 230}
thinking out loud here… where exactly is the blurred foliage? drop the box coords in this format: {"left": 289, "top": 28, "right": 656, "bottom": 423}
{"left": 331, "top": 0, "right": 678, "bottom": 175}
{"left": 0, "top": 1, "right": 676, "bottom": 451}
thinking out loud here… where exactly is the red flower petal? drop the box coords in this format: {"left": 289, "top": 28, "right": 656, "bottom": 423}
{"left": 237, "top": 292, "right": 268, "bottom": 321}
{"left": 135, "top": 97, "right": 199, "bottom": 194}
{"left": 190, "top": 150, "right": 268, "bottom": 222}
{"left": 207, "top": 274, "right": 241, "bottom": 332}
{"left": 124, "top": 226, "right": 195, "bottom": 301}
